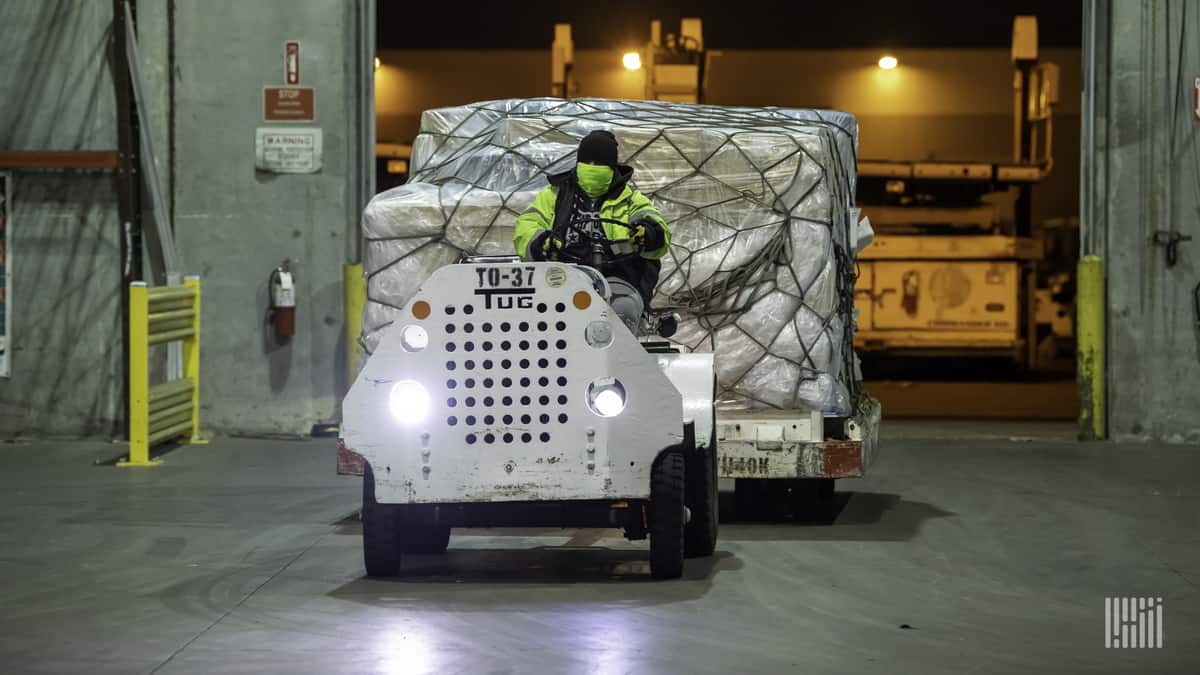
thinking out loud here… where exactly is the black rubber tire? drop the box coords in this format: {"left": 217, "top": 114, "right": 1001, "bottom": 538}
{"left": 362, "top": 465, "right": 403, "bottom": 577}
{"left": 649, "top": 452, "right": 686, "bottom": 579}
{"left": 399, "top": 524, "right": 451, "bottom": 554}
{"left": 684, "top": 439, "right": 718, "bottom": 557}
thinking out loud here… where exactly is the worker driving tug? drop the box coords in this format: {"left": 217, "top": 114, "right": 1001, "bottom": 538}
{"left": 513, "top": 129, "right": 671, "bottom": 332}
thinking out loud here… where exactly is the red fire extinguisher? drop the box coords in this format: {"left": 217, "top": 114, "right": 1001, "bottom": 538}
{"left": 270, "top": 261, "right": 296, "bottom": 338}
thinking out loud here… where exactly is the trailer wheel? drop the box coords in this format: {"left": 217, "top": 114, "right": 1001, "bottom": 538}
{"left": 649, "top": 451, "right": 686, "bottom": 579}
{"left": 399, "top": 524, "right": 451, "bottom": 554}
{"left": 362, "top": 464, "right": 403, "bottom": 577}
{"left": 684, "top": 435, "right": 718, "bottom": 557}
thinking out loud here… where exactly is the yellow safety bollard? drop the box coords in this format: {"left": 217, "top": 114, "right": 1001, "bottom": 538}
{"left": 1076, "top": 255, "right": 1105, "bottom": 440}
{"left": 344, "top": 262, "right": 366, "bottom": 385}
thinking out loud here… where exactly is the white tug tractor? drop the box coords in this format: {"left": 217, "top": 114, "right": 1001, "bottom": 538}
{"left": 339, "top": 228, "right": 718, "bottom": 579}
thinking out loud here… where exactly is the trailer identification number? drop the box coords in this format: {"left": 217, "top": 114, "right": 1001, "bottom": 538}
{"left": 720, "top": 456, "right": 770, "bottom": 475}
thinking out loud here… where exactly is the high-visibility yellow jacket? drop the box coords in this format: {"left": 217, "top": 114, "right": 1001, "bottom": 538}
{"left": 513, "top": 166, "right": 670, "bottom": 303}
{"left": 513, "top": 166, "right": 670, "bottom": 260}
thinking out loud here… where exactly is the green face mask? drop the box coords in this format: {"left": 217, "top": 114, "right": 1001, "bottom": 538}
{"left": 576, "top": 163, "right": 614, "bottom": 198}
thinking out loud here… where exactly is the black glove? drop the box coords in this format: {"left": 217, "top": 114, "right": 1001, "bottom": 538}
{"left": 529, "top": 230, "right": 562, "bottom": 261}
{"left": 631, "top": 213, "right": 666, "bottom": 252}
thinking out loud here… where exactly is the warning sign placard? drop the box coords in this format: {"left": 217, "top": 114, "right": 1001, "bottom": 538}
{"left": 264, "top": 87, "right": 314, "bottom": 122}
{"left": 255, "top": 127, "right": 323, "bottom": 174}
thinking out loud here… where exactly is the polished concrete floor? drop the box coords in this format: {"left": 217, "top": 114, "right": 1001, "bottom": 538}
{"left": 1, "top": 424, "right": 1197, "bottom": 674}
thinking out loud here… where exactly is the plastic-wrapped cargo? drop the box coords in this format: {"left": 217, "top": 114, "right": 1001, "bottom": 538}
{"left": 362, "top": 98, "right": 859, "bottom": 413}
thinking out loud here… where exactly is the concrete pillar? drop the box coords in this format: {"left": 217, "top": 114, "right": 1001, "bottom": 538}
{"left": 1081, "top": 0, "right": 1200, "bottom": 442}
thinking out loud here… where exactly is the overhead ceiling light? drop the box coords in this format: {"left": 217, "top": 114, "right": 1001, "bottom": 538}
{"left": 878, "top": 55, "right": 898, "bottom": 70}
{"left": 622, "top": 52, "right": 642, "bottom": 71}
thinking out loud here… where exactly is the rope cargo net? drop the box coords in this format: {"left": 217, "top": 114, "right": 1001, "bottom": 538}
{"left": 363, "top": 98, "right": 860, "bottom": 414}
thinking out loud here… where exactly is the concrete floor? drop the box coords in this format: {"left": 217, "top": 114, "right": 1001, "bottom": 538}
{"left": 1, "top": 425, "right": 1197, "bottom": 674}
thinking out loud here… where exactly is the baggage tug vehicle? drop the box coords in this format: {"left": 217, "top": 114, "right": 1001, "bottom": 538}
{"left": 339, "top": 257, "right": 718, "bottom": 579}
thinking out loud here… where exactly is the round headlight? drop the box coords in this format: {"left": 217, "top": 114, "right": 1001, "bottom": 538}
{"left": 586, "top": 377, "right": 626, "bottom": 418}
{"left": 400, "top": 324, "right": 429, "bottom": 352}
{"left": 389, "top": 380, "right": 430, "bottom": 424}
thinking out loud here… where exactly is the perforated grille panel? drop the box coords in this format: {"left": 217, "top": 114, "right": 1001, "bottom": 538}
{"left": 440, "top": 301, "right": 572, "bottom": 446}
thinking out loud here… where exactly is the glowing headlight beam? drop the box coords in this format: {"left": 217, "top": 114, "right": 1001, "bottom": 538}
{"left": 587, "top": 378, "right": 627, "bottom": 418}
{"left": 593, "top": 389, "right": 624, "bottom": 417}
{"left": 389, "top": 380, "right": 431, "bottom": 424}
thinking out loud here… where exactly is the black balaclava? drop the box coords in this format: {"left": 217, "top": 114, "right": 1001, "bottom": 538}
{"left": 576, "top": 130, "right": 619, "bottom": 167}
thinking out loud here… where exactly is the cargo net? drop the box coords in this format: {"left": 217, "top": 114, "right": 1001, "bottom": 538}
{"left": 363, "top": 98, "right": 860, "bottom": 414}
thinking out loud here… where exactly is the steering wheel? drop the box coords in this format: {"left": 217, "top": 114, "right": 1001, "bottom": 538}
{"left": 554, "top": 217, "right": 643, "bottom": 266}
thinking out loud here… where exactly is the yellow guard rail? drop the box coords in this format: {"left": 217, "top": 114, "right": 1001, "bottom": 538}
{"left": 120, "top": 277, "right": 206, "bottom": 466}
